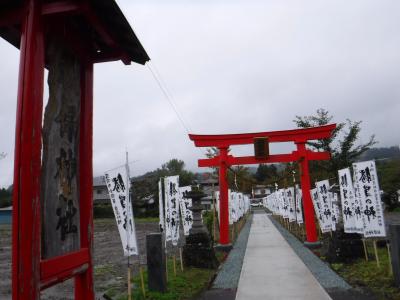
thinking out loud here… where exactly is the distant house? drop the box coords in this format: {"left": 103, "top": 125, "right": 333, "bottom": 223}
{"left": 0, "top": 206, "right": 12, "bottom": 224}
{"left": 93, "top": 176, "right": 110, "bottom": 205}
{"left": 252, "top": 185, "right": 273, "bottom": 198}
{"left": 197, "top": 175, "right": 219, "bottom": 210}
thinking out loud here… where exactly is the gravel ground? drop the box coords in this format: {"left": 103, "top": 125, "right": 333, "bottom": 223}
{"left": 0, "top": 219, "right": 160, "bottom": 300}
{"left": 212, "top": 213, "right": 253, "bottom": 289}
{"left": 268, "top": 215, "right": 378, "bottom": 300}
{"left": 196, "top": 212, "right": 253, "bottom": 300}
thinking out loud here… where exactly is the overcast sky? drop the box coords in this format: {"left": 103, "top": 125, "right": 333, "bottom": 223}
{"left": 0, "top": 0, "right": 399, "bottom": 187}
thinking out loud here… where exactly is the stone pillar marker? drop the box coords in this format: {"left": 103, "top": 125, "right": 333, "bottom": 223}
{"left": 182, "top": 187, "right": 218, "bottom": 269}
{"left": 389, "top": 224, "right": 400, "bottom": 286}
{"left": 146, "top": 233, "right": 167, "bottom": 292}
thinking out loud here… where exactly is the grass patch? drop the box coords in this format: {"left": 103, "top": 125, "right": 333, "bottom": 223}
{"left": 107, "top": 258, "right": 215, "bottom": 300}
{"left": 330, "top": 242, "right": 400, "bottom": 300}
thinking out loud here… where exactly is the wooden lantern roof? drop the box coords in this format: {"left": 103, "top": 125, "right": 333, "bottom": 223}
{"left": 0, "top": 0, "right": 150, "bottom": 65}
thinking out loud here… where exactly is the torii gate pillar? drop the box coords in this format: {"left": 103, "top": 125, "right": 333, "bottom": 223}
{"left": 296, "top": 142, "right": 318, "bottom": 245}
{"left": 218, "top": 147, "right": 230, "bottom": 246}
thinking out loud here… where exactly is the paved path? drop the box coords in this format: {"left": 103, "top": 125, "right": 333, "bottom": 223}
{"left": 235, "top": 213, "right": 332, "bottom": 300}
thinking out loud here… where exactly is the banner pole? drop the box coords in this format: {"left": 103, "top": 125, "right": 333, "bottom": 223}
{"left": 387, "top": 242, "right": 393, "bottom": 275}
{"left": 139, "top": 265, "right": 146, "bottom": 297}
{"left": 362, "top": 239, "right": 369, "bottom": 261}
{"left": 179, "top": 247, "right": 184, "bottom": 272}
{"left": 127, "top": 266, "right": 132, "bottom": 300}
{"left": 373, "top": 240, "right": 380, "bottom": 268}
{"left": 173, "top": 254, "right": 177, "bottom": 276}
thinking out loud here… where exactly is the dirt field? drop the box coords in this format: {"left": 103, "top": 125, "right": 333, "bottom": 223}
{"left": 0, "top": 219, "right": 161, "bottom": 300}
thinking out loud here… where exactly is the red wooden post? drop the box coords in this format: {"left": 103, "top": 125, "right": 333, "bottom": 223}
{"left": 297, "top": 142, "right": 318, "bottom": 245}
{"left": 218, "top": 147, "right": 230, "bottom": 246}
{"left": 11, "top": 0, "right": 44, "bottom": 299}
{"left": 75, "top": 61, "right": 95, "bottom": 300}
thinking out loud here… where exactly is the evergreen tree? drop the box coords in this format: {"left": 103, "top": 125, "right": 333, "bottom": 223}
{"left": 293, "top": 108, "right": 376, "bottom": 181}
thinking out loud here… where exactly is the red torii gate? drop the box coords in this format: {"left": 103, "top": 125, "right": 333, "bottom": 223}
{"left": 189, "top": 124, "right": 336, "bottom": 248}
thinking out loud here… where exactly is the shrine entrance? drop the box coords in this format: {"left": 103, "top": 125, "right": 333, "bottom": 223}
{"left": 1, "top": 1, "right": 149, "bottom": 299}
{"left": 189, "top": 124, "right": 336, "bottom": 248}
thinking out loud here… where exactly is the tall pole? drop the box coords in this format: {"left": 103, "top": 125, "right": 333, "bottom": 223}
{"left": 218, "top": 147, "right": 230, "bottom": 246}
{"left": 296, "top": 142, "right": 319, "bottom": 246}
{"left": 12, "top": 1, "right": 44, "bottom": 299}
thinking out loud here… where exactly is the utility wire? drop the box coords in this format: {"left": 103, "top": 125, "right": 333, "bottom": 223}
{"left": 146, "top": 62, "right": 208, "bottom": 158}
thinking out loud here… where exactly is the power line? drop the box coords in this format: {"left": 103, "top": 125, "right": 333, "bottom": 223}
{"left": 146, "top": 62, "right": 208, "bottom": 158}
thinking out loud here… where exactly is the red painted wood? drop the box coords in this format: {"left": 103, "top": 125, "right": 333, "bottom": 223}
{"left": 189, "top": 124, "right": 336, "bottom": 245}
{"left": 41, "top": 1, "right": 86, "bottom": 16}
{"left": 40, "top": 248, "right": 89, "bottom": 289}
{"left": 189, "top": 124, "right": 336, "bottom": 147}
{"left": 12, "top": 1, "right": 44, "bottom": 299}
{"left": 297, "top": 143, "right": 318, "bottom": 243}
{"left": 75, "top": 61, "right": 95, "bottom": 300}
{"left": 198, "top": 151, "right": 331, "bottom": 167}
{"left": 0, "top": 5, "right": 24, "bottom": 27}
{"left": 218, "top": 147, "right": 230, "bottom": 245}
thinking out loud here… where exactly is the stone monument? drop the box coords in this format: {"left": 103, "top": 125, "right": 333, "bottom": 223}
{"left": 182, "top": 187, "right": 218, "bottom": 269}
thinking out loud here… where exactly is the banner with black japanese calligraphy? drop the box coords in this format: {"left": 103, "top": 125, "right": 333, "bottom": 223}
{"left": 316, "top": 180, "right": 333, "bottom": 232}
{"left": 158, "top": 179, "right": 164, "bottom": 232}
{"left": 338, "top": 168, "right": 363, "bottom": 234}
{"left": 279, "top": 189, "right": 290, "bottom": 219}
{"left": 104, "top": 168, "right": 138, "bottom": 256}
{"left": 164, "top": 176, "right": 180, "bottom": 245}
{"left": 179, "top": 186, "right": 193, "bottom": 236}
{"left": 228, "top": 189, "right": 235, "bottom": 224}
{"left": 215, "top": 191, "right": 220, "bottom": 224}
{"left": 311, "top": 187, "right": 331, "bottom": 233}
{"left": 286, "top": 187, "right": 296, "bottom": 222}
{"left": 353, "top": 161, "right": 386, "bottom": 237}
{"left": 295, "top": 185, "right": 303, "bottom": 224}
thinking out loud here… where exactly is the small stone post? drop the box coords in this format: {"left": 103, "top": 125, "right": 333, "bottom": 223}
{"left": 146, "top": 233, "right": 167, "bottom": 292}
{"left": 389, "top": 224, "right": 400, "bottom": 286}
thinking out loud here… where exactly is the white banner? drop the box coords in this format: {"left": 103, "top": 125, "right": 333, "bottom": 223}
{"left": 295, "top": 186, "right": 303, "bottom": 224}
{"left": 164, "top": 176, "right": 180, "bottom": 245}
{"left": 353, "top": 160, "right": 386, "bottom": 237}
{"left": 316, "top": 180, "right": 333, "bottom": 233}
{"left": 279, "top": 189, "right": 289, "bottom": 219}
{"left": 104, "top": 167, "right": 138, "bottom": 256}
{"left": 286, "top": 187, "right": 296, "bottom": 222}
{"left": 179, "top": 186, "right": 193, "bottom": 236}
{"left": 338, "top": 168, "right": 362, "bottom": 233}
{"left": 158, "top": 179, "right": 164, "bottom": 232}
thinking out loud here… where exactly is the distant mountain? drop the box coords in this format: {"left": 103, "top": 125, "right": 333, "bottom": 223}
{"left": 358, "top": 146, "right": 400, "bottom": 161}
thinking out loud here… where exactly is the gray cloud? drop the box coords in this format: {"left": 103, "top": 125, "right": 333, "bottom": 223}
{"left": 0, "top": 0, "right": 399, "bottom": 186}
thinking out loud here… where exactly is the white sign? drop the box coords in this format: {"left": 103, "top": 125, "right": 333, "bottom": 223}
{"left": 164, "top": 176, "right": 180, "bottom": 245}
{"left": 316, "top": 180, "right": 333, "bottom": 233}
{"left": 338, "top": 168, "right": 363, "bottom": 233}
{"left": 295, "top": 186, "right": 303, "bottom": 224}
{"left": 179, "top": 186, "right": 193, "bottom": 236}
{"left": 158, "top": 179, "right": 164, "bottom": 232}
{"left": 286, "top": 187, "right": 296, "bottom": 222}
{"left": 104, "top": 167, "right": 138, "bottom": 256}
{"left": 353, "top": 160, "right": 386, "bottom": 237}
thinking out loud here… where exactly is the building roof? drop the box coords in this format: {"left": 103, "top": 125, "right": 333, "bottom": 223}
{"left": 93, "top": 176, "right": 106, "bottom": 187}
{"left": 0, "top": 0, "right": 150, "bottom": 65}
{"left": 0, "top": 206, "right": 12, "bottom": 211}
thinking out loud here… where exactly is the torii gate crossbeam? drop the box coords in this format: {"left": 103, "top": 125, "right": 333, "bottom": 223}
{"left": 189, "top": 124, "right": 336, "bottom": 249}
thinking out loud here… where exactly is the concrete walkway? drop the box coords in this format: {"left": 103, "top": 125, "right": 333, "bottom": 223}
{"left": 235, "top": 213, "right": 332, "bottom": 300}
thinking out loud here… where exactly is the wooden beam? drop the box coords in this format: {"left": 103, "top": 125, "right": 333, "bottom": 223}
{"left": 42, "top": 1, "right": 86, "bottom": 16}
{"left": 198, "top": 150, "right": 330, "bottom": 167}
{"left": 189, "top": 124, "right": 337, "bottom": 147}
{"left": 40, "top": 248, "right": 89, "bottom": 290}
{"left": 0, "top": 6, "right": 24, "bottom": 27}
